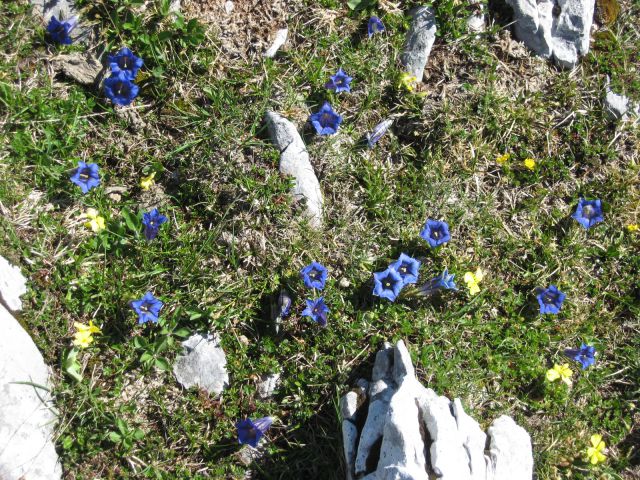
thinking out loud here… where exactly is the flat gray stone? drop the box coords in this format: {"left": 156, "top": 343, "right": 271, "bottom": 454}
{"left": 265, "top": 111, "right": 323, "bottom": 229}
{"left": 173, "top": 334, "right": 229, "bottom": 396}
{"left": 604, "top": 89, "right": 630, "bottom": 121}
{"left": 400, "top": 6, "right": 437, "bottom": 81}
{"left": 487, "top": 416, "right": 533, "bottom": 480}
{"left": 506, "top": 0, "right": 595, "bottom": 68}
{"left": 257, "top": 372, "right": 280, "bottom": 399}
{"left": 0, "top": 303, "right": 61, "bottom": 480}
{"left": 53, "top": 53, "right": 104, "bottom": 86}
{"left": 0, "top": 256, "right": 27, "bottom": 313}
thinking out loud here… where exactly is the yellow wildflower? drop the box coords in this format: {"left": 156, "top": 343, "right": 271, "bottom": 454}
{"left": 586, "top": 434, "right": 607, "bottom": 465}
{"left": 82, "top": 208, "right": 105, "bottom": 233}
{"left": 627, "top": 224, "right": 639, "bottom": 232}
{"left": 545, "top": 363, "right": 573, "bottom": 386}
{"left": 463, "top": 268, "right": 484, "bottom": 295}
{"left": 398, "top": 72, "right": 418, "bottom": 92}
{"left": 496, "top": 153, "right": 510, "bottom": 165}
{"left": 72, "top": 320, "right": 102, "bottom": 348}
{"left": 523, "top": 158, "right": 536, "bottom": 171}
{"left": 140, "top": 171, "right": 156, "bottom": 190}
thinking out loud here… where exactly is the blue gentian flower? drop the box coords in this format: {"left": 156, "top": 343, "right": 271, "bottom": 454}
{"left": 108, "top": 47, "right": 144, "bottom": 79}
{"left": 572, "top": 198, "right": 603, "bottom": 229}
{"left": 536, "top": 285, "right": 566, "bottom": 315}
{"left": 373, "top": 267, "right": 403, "bottom": 302}
{"left": 142, "top": 208, "right": 168, "bottom": 240}
{"left": 278, "top": 290, "right": 292, "bottom": 318}
{"left": 104, "top": 71, "right": 140, "bottom": 106}
{"left": 564, "top": 343, "right": 596, "bottom": 370}
{"left": 130, "top": 291, "right": 163, "bottom": 324}
{"left": 70, "top": 161, "right": 100, "bottom": 193}
{"left": 367, "top": 119, "right": 393, "bottom": 149}
{"left": 326, "top": 68, "right": 353, "bottom": 93}
{"left": 420, "top": 219, "right": 451, "bottom": 248}
{"left": 47, "top": 15, "right": 77, "bottom": 45}
{"left": 418, "top": 268, "right": 458, "bottom": 296}
{"left": 237, "top": 417, "right": 273, "bottom": 448}
{"left": 309, "top": 102, "right": 343, "bottom": 135}
{"left": 368, "top": 16, "right": 385, "bottom": 37}
{"left": 302, "top": 297, "right": 329, "bottom": 327}
{"left": 390, "top": 253, "right": 421, "bottom": 286}
{"left": 300, "top": 262, "right": 328, "bottom": 290}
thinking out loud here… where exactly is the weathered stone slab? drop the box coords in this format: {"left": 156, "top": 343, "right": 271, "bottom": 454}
{"left": 173, "top": 334, "right": 229, "bottom": 395}
{"left": 400, "top": 6, "right": 437, "bottom": 81}
{"left": 0, "top": 303, "right": 61, "bottom": 480}
{"left": 0, "top": 256, "right": 27, "bottom": 312}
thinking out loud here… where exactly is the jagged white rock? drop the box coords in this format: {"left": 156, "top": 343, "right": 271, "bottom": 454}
{"left": 400, "top": 6, "right": 437, "bottom": 81}
{"left": 173, "top": 334, "right": 229, "bottom": 395}
{"left": 265, "top": 111, "right": 323, "bottom": 229}
{"left": 341, "top": 340, "right": 533, "bottom": 480}
{"left": 0, "top": 303, "right": 61, "bottom": 479}
{"left": 0, "top": 256, "right": 27, "bottom": 313}
{"left": 257, "top": 372, "right": 280, "bottom": 399}
{"left": 264, "top": 28, "right": 288, "bottom": 58}
{"left": 505, "top": 0, "right": 595, "bottom": 68}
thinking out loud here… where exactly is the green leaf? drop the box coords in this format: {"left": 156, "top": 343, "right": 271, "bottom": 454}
{"left": 108, "top": 431, "right": 121, "bottom": 443}
{"left": 120, "top": 208, "right": 139, "bottom": 233}
{"left": 62, "top": 348, "right": 83, "bottom": 382}
{"left": 347, "top": 0, "right": 376, "bottom": 10}
{"left": 173, "top": 328, "right": 190, "bottom": 338}
{"left": 154, "top": 357, "right": 171, "bottom": 371}
{"left": 140, "top": 352, "right": 153, "bottom": 364}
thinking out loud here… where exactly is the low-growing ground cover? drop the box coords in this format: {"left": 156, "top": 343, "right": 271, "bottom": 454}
{"left": 0, "top": 0, "right": 639, "bottom": 478}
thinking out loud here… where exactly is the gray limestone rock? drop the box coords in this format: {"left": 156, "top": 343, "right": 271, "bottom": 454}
{"left": 487, "top": 416, "right": 533, "bottom": 480}
{"left": 505, "top": 0, "right": 595, "bottom": 68}
{"left": 467, "top": 2, "right": 486, "bottom": 34}
{"left": 400, "top": 6, "right": 437, "bottom": 81}
{"left": 257, "top": 372, "right": 280, "bottom": 399}
{"left": 341, "top": 340, "right": 533, "bottom": 480}
{"left": 53, "top": 53, "right": 104, "bottom": 86}
{"left": 604, "top": 89, "right": 630, "bottom": 121}
{"left": 0, "top": 256, "right": 27, "bottom": 313}
{"left": 0, "top": 303, "right": 61, "bottom": 479}
{"left": 173, "top": 334, "right": 229, "bottom": 395}
{"left": 265, "top": 111, "right": 323, "bottom": 229}
{"left": 264, "top": 28, "right": 288, "bottom": 58}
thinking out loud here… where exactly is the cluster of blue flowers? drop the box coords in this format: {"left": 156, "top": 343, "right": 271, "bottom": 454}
{"left": 308, "top": 16, "right": 391, "bottom": 148}
{"left": 104, "top": 48, "right": 143, "bottom": 106}
{"left": 300, "top": 261, "right": 330, "bottom": 327}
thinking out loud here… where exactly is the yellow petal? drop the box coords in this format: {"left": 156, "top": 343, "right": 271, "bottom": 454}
{"left": 496, "top": 153, "right": 510, "bottom": 164}
{"left": 140, "top": 172, "right": 156, "bottom": 190}
{"left": 590, "top": 434, "right": 603, "bottom": 448}
{"left": 627, "top": 224, "right": 639, "bottom": 232}
{"left": 474, "top": 268, "right": 484, "bottom": 282}
{"left": 524, "top": 158, "right": 536, "bottom": 170}
{"left": 88, "top": 320, "right": 102, "bottom": 334}
{"left": 546, "top": 368, "right": 560, "bottom": 382}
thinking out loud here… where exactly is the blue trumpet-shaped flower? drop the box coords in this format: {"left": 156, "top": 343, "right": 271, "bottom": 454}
{"left": 367, "top": 119, "right": 393, "bottom": 149}
{"left": 70, "top": 161, "right": 100, "bottom": 193}
{"left": 104, "top": 71, "right": 140, "bottom": 106}
{"left": 373, "top": 267, "right": 403, "bottom": 302}
{"left": 300, "top": 261, "right": 328, "bottom": 290}
{"left": 536, "top": 285, "right": 566, "bottom": 315}
{"left": 420, "top": 219, "right": 451, "bottom": 248}
{"left": 572, "top": 198, "right": 603, "bottom": 229}
{"left": 108, "top": 47, "right": 144, "bottom": 79}
{"left": 418, "top": 268, "right": 458, "bottom": 296}
{"left": 309, "top": 102, "right": 342, "bottom": 135}
{"left": 390, "top": 253, "right": 421, "bottom": 286}
{"left": 237, "top": 416, "right": 273, "bottom": 448}
{"left": 277, "top": 290, "right": 292, "bottom": 318}
{"left": 326, "top": 68, "right": 353, "bottom": 93}
{"left": 302, "top": 297, "right": 329, "bottom": 327}
{"left": 130, "top": 291, "right": 163, "bottom": 324}
{"left": 142, "top": 209, "right": 168, "bottom": 240}
{"left": 564, "top": 343, "right": 596, "bottom": 370}
{"left": 47, "top": 15, "right": 77, "bottom": 45}
{"left": 368, "top": 16, "right": 385, "bottom": 37}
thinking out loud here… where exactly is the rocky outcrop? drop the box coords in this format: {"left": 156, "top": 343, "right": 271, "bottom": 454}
{"left": 505, "top": 0, "right": 596, "bottom": 68}
{"left": 0, "top": 256, "right": 61, "bottom": 480}
{"left": 341, "top": 340, "right": 533, "bottom": 480}
{"left": 400, "top": 6, "right": 437, "bottom": 81}
{"left": 265, "top": 111, "right": 323, "bottom": 229}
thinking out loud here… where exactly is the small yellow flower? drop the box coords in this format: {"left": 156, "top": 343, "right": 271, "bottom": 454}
{"left": 140, "top": 171, "right": 156, "bottom": 190}
{"left": 496, "top": 153, "right": 511, "bottom": 165}
{"left": 627, "top": 224, "right": 639, "bottom": 232}
{"left": 546, "top": 363, "right": 573, "bottom": 386}
{"left": 82, "top": 208, "right": 105, "bottom": 233}
{"left": 586, "top": 434, "right": 607, "bottom": 465}
{"left": 463, "top": 268, "right": 484, "bottom": 296}
{"left": 398, "top": 72, "right": 418, "bottom": 92}
{"left": 72, "top": 320, "right": 102, "bottom": 348}
{"left": 523, "top": 158, "right": 536, "bottom": 171}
